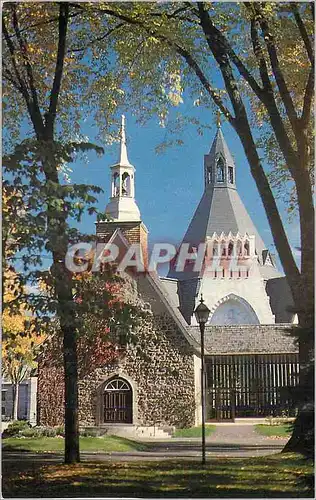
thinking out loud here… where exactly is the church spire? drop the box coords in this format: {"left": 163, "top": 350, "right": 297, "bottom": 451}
{"left": 118, "top": 114, "right": 131, "bottom": 166}
{"left": 204, "top": 126, "right": 236, "bottom": 190}
{"left": 105, "top": 115, "right": 141, "bottom": 221}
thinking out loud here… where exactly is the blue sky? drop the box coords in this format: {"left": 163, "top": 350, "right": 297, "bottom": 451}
{"left": 69, "top": 107, "right": 301, "bottom": 276}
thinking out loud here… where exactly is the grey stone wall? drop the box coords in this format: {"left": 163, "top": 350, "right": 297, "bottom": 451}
{"left": 190, "top": 324, "right": 298, "bottom": 354}
{"left": 78, "top": 273, "right": 196, "bottom": 429}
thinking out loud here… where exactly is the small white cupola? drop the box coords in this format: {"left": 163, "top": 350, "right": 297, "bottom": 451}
{"left": 105, "top": 115, "right": 141, "bottom": 221}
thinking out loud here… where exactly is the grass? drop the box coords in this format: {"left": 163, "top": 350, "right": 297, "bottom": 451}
{"left": 173, "top": 425, "right": 216, "bottom": 438}
{"left": 255, "top": 424, "right": 292, "bottom": 438}
{"left": 2, "top": 453, "right": 313, "bottom": 497}
{"left": 2, "top": 435, "right": 147, "bottom": 453}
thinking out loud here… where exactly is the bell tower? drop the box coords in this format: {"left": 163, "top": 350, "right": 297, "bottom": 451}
{"left": 105, "top": 115, "right": 141, "bottom": 221}
{"left": 204, "top": 121, "right": 236, "bottom": 191}
{"left": 97, "top": 115, "right": 148, "bottom": 266}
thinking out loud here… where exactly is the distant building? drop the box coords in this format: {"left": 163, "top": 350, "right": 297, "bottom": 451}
{"left": 2, "top": 377, "right": 37, "bottom": 424}
{"left": 38, "top": 117, "right": 298, "bottom": 434}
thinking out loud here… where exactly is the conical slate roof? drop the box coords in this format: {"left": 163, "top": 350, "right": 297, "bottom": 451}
{"left": 179, "top": 186, "right": 266, "bottom": 256}
{"left": 209, "top": 127, "right": 235, "bottom": 168}
{"left": 168, "top": 127, "right": 273, "bottom": 279}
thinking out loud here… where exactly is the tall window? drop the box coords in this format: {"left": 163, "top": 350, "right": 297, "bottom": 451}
{"left": 112, "top": 172, "right": 120, "bottom": 197}
{"left": 122, "top": 172, "right": 131, "bottom": 196}
{"left": 207, "top": 167, "right": 212, "bottom": 184}
{"left": 228, "top": 166, "right": 234, "bottom": 184}
{"left": 216, "top": 158, "right": 224, "bottom": 182}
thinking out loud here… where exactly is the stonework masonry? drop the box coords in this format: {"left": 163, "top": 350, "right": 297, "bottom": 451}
{"left": 78, "top": 312, "right": 196, "bottom": 428}
{"left": 38, "top": 272, "right": 196, "bottom": 429}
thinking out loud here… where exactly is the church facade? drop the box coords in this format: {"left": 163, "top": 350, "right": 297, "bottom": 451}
{"left": 38, "top": 117, "right": 299, "bottom": 433}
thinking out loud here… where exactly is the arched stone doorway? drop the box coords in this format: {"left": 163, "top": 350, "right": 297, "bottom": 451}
{"left": 103, "top": 377, "right": 133, "bottom": 424}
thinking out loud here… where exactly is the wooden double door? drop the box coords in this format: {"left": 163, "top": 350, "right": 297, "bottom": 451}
{"left": 103, "top": 378, "right": 132, "bottom": 424}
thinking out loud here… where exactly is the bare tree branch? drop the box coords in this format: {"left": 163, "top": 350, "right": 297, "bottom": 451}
{"left": 11, "top": 4, "right": 44, "bottom": 135}
{"left": 255, "top": 4, "right": 299, "bottom": 138}
{"left": 46, "top": 2, "right": 70, "bottom": 137}
{"left": 69, "top": 22, "right": 125, "bottom": 53}
{"left": 2, "top": 16, "right": 30, "bottom": 104}
{"left": 301, "top": 68, "right": 314, "bottom": 128}
{"left": 291, "top": 2, "right": 313, "bottom": 65}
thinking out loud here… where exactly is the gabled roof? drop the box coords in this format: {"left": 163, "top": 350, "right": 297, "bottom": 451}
{"left": 102, "top": 228, "right": 200, "bottom": 352}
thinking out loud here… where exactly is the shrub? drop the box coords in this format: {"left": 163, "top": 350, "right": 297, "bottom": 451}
{"left": 20, "top": 427, "right": 43, "bottom": 438}
{"left": 2, "top": 420, "right": 31, "bottom": 438}
{"left": 41, "top": 426, "right": 57, "bottom": 437}
{"left": 55, "top": 425, "right": 64, "bottom": 437}
{"left": 19, "top": 426, "right": 64, "bottom": 438}
{"left": 80, "top": 428, "right": 99, "bottom": 437}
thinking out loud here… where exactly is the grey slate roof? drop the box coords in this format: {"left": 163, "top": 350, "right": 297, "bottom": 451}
{"left": 178, "top": 186, "right": 267, "bottom": 255}
{"left": 189, "top": 324, "right": 298, "bottom": 354}
{"left": 209, "top": 128, "right": 235, "bottom": 167}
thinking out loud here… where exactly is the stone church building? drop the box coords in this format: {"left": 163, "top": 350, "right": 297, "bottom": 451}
{"left": 38, "top": 117, "right": 299, "bottom": 434}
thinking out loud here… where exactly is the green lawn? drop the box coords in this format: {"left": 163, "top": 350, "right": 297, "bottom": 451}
{"left": 2, "top": 453, "right": 313, "bottom": 497}
{"left": 255, "top": 424, "right": 292, "bottom": 438}
{"left": 173, "top": 425, "right": 216, "bottom": 438}
{"left": 2, "top": 435, "right": 147, "bottom": 453}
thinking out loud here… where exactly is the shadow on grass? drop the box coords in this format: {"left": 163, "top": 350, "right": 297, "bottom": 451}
{"left": 2, "top": 453, "right": 314, "bottom": 498}
{"left": 2, "top": 435, "right": 148, "bottom": 453}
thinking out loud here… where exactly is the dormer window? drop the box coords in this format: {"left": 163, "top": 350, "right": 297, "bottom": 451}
{"left": 216, "top": 158, "right": 224, "bottom": 182}
{"left": 228, "top": 166, "right": 234, "bottom": 184}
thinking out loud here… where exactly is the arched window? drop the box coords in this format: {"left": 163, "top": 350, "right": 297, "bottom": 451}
{"left": 228, "top": 166, "right": 234, "bottom": 184}
{"left": 212, "top": 243, "right": 218, "bottom": 256}
{"left": 236, "top": 241, "right": 243, "bottom": 256}
{"left": 207, "top": 167, "right": 212, "bottom": 185}
{"left": 103, "top": 377, "right": 132, "bottom": 424}
{"left": 112, "top": 172, "right": 120, "bottom": 197}
{"left": 122, "top": 172, "right": 131, "bottom": 196}
{"left": 216, "top": 158, "right": 224, "bottom": 182}
{"left": 221, "top": 241, "right": 226, "bottom": 256}
{"left": 244, "top": 241, "right": 250, "bottom": 256}
{"left": 228, "top": 242, "right": 234, "bottom": 256}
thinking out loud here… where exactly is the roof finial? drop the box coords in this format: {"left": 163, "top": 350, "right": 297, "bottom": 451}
{"left": 118, "top": 114, "right": 131, "bottom": 166}
{"left": 216, "top": 110, "right": 221, "bottom": 129}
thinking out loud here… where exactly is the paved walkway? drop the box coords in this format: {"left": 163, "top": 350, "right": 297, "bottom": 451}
{"left": 3, "top": 424, "right": 289, "bottom": 464}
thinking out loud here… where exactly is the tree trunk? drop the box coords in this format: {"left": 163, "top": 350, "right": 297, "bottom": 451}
{"left": 13, "top": 383, "right": 19, "bottom": 421}
{"left": 41, "top": 149, "right": 80, "bottom": 464}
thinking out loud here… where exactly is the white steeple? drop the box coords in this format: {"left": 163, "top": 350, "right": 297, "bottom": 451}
{"left": 105, "top": 115, "right": 141, "bottom": 222}
{"left": 118, "top": 114, "right": 132, "bottom": 167}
